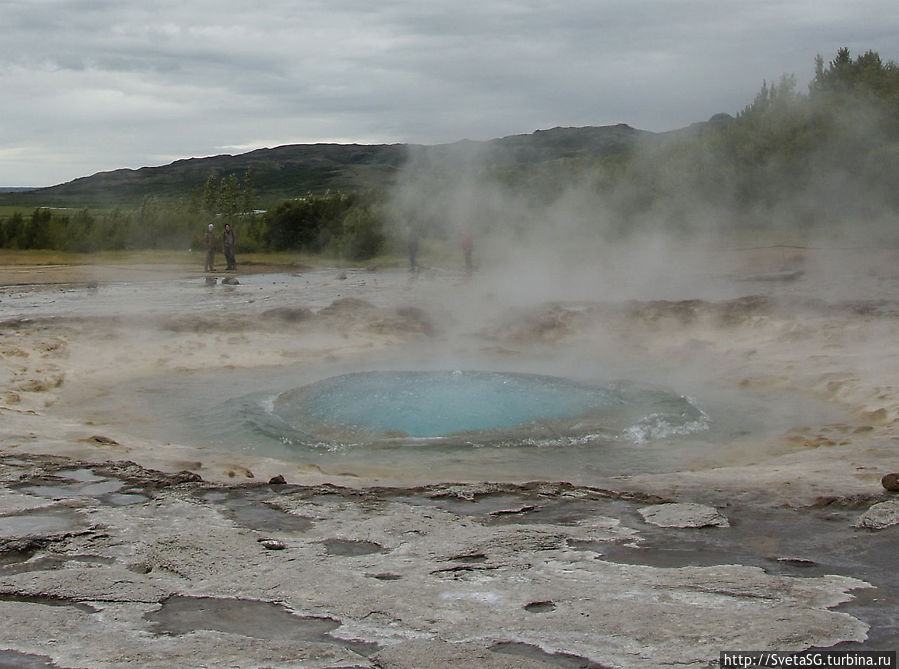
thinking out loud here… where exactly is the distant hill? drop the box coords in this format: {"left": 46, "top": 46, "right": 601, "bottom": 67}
{"left": 0, "top": 124, "right": 653, "bottom": 208}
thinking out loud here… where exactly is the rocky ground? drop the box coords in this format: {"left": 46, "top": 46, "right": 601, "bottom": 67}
{"left": 0, "top": 248, "right": 897, "bottom": 668}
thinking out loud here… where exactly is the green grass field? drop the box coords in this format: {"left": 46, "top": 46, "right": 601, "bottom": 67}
{"left": 0, "top": 205, "right": 37, "bottom": 217}
{"left": 0, "top": 204, "right": 132, "bottom": 218}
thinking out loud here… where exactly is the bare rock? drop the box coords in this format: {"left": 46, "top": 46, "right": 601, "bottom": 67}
{"left": 373, "top": 640, "right": 551, "bottom": 669}
{"left": 854, "top": 499, "right": 899, "bottom": 530}
{"left": 775, "top": 557, "right": 817, "bottom": 568}
{"left": 260, "top": 306, "right": 314, "bottom": 323}
{"left": 318, "top": 297, "right": 375, "bottom": 316}
{"left": 638, "top": 502, "right": 730, "bottom": 528}
{"left": 173, "top": 470, "right": 203, "bottom": 484}
{"left": 157, "top": 314, "right": 235, "bottom": 333}
{"left": 370, "top": 306, "right": 436, "bottom": 337}
{"left": 83, "top": 434, "right": 119, "bottom": 445}
{"left": 881, "top": 472, "right": 899, "bottom": 492}
{"left": 258, "top": 538, "right": 287, "bottom": 550}
{"left": 268, "top": 474, "right": 287, "bottom": 485}
{"left": 1, "top": 391, "right": 21, "bottom": 404}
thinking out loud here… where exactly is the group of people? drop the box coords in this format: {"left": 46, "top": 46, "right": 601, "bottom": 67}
{"left": 204, "top": 222, "right": 237, "bottom": 272}
{"left": 207, "top": 221, "right": 473, "bottom": 275}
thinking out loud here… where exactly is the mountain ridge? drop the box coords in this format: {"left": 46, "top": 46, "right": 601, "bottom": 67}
{"left": 1, "top": 122, "right": 670, "bottom": 207}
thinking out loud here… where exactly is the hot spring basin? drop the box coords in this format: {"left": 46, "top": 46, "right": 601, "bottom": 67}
{"left": 74, "top": 363, "right": 853, "bottom": 481}
{"left": 267, "top": 370, "right": 708, "bottom": 445}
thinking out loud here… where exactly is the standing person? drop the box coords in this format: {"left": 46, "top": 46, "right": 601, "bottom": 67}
{"left": 204, "top": 223, "right": 216, "bottom": 272}
{"left": 222, "top": 223, "right": 237, "bottom": 270}
{"left": 461, "top": 231, "right": 474, "bottom": 274}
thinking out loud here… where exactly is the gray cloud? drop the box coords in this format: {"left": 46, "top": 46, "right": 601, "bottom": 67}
{"left": 1, "top": 0, "right": 897, "bottom": 185}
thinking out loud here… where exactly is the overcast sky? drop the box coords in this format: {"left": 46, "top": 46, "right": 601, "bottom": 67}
{"left": 2, "top": 0, "right": 897, "bottom": 187}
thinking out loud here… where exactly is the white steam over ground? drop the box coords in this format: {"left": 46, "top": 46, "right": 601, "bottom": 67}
{"left": 384, "top": 90, "right": 899, "bottom": 324}
{"left": 2, "top": 220, "right": 899, "bottom": 664}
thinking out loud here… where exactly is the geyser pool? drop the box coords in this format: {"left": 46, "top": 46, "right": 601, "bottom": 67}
{"left": 259, "top": 370, "right": 709, "bottom": 446}
{"left": 79, "top": 363, "right": 843, "bottom": 482}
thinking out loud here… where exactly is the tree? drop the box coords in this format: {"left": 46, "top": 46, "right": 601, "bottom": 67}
{"left": 3, "top": 212, "right": 25, "bottom": 248}
{"left": 201, "top": 171, "right": 255, "bottom": 219}
{"left": 262, "top": 192, "right": 379, "bottom": 253}
{"left": 203, "top": 176, "right": 219, "bottom": 215}
{"left": 25, "top": 208, "right": 54, "bottom": 249}
{"left": 336, "top": 204, "right": 385, "bottom": 260}
{"left": 219, "top": 174, "right": 240, "bottom": 220}
{"left": 63, "top": 209, "right": 97, "bottom": 252}
{"left": 241, "top": 169, "right": 256, "bottom": 213}
{"left": 811, "top": 47, "right": 899, "bottom": 104}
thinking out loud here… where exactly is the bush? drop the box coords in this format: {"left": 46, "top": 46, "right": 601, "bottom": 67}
{"left": 263, "top": 191, "right": 386, "bottom": 259}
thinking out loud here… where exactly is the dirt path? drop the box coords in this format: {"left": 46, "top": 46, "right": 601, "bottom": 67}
{"left": 0, "top": 261, "right": 301, "bottom": 286}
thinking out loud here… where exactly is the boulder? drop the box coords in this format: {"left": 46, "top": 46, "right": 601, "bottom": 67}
{"left": 881, "top": 472, "right": 899, "bottom": 492}
{"left": 854, "top": 499, "right": 899, "bottom": 530}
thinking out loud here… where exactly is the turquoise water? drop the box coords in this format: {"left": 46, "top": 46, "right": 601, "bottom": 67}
{"left": 275, "top": 371, "right": 619, "bottom": 438}
{"left": 263, "top": 370, "right": 708, "bottom": 446}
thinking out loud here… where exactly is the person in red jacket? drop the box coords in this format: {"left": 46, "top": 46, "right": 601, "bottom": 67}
{"left": 461, "top": 232, "right": 474, "bottom": 273}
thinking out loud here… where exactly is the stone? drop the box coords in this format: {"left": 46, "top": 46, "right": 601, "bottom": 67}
{"left": 268, "top": 474, "right": 287, "bottom": 485}
{"left": 775, "top": 557, "right": 817, "bottom": 568}
{"left": 85, "top": 435, "right": 119, "bottom": 445}
{"left": 637, "top": 502, "right": 730, "bottom": 528}
{"left": 881, "top": 473, "right": 899, "bottom": 492}
{"left": 260, "top": 306, "right": 314, "bottom": 323}
{"left": 258, "top": 538, "right": 287, "bottom": 550}
{"left": 854, "top": 499, "right": 899, "bottom": 530}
